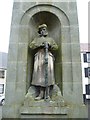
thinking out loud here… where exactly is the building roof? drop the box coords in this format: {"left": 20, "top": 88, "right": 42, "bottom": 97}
{"left": 80, "top": 43, "right": 90, "bottom": 52}
{"left": 0, "top": 52, "right": 7, "bottom": 69}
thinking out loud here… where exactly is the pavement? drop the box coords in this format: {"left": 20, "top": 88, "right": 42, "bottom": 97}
{"left": 86, "top": 100, "right": 90, "bottom": 119}
{"left": 0, "top": 106, "right": 2, "bottom": 120}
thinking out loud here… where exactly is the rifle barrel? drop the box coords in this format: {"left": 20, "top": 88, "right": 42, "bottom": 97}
{"left": 44, "top": 42, "right": 49, "bottom": 100}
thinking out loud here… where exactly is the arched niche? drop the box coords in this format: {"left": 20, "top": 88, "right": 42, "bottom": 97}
{"left": 29, "top": 11, "right": 61, "bottom": 42}
{"left": 20, "top": 4, "right": 71, "bottom": 94}
{"left": 28, "top": 11, "right": 62, "bottom": 92}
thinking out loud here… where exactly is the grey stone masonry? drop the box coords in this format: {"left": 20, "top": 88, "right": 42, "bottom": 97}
{"left": 2, "top": 0, "right": 88, "bottom": 118}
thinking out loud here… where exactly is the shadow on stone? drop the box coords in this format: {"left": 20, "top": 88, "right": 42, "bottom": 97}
{"left": 23, "top": 85, "right": 66, "bottom": 106}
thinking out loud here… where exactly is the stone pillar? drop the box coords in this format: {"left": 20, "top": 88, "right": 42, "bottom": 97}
{"left": 2, "top": 0, "right": 88, "bottom": 118}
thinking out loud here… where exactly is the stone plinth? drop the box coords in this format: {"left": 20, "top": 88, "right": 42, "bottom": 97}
{"left": 20, "top": 100, "right": 69, "bottom": 118}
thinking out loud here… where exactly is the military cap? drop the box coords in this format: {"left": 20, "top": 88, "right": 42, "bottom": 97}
{"left": 38, "top": 24, "right": 47, "bottom": 29}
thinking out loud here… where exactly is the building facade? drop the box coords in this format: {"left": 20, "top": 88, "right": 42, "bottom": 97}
{"left": 80, "top": 43, "right": 90, "bottom": 102}
{"left": 0, "top": 52, "right": 7, "bottom": 96}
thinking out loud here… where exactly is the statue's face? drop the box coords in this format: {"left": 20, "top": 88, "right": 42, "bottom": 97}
{"left": 40, "top": 27, "right": 48, "bottom": 36}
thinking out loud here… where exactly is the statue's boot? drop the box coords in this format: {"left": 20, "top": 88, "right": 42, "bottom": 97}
{"left": 35, "top": 88, "right": 44, "bottom": 100}
{"left": 44, "top": 86, "right": 50, "bottom": 101}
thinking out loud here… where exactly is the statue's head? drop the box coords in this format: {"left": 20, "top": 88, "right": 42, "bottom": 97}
{"left": 38, "top": 24, "right": 48, "bottom": 37}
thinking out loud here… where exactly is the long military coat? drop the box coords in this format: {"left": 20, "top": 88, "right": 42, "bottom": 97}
{"left": 29, "top": 36, "right": 58, "bottom": 87}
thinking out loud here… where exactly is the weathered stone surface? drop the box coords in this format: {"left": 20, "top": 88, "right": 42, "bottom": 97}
{"left": 20, "top": 106, "right": 69, "bottom": 115}
{"left": 2, "top": 0, "right": 88, "bottom": 118}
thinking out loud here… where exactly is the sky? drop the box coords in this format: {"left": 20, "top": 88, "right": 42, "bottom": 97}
{"left": 0, "top": 0, "right": 89, "bottom": 53}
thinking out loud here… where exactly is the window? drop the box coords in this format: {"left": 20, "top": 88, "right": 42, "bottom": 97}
{"left": 83, "top": 52, "right": 90, "bottom": 63}
{"left": 83, "top": 53, "right": 87, "bottom": 62}
{"left": 0, "top": 84, "right": 4, "bottom": 94}
{"left": 86, "top": 84, "right": 90, "bottom": 95}
{"left": 87, "top": 52, "right": 90, "bottom": 62}
{"left": 88, "top": 68, "right": 90, "bottom": 78}
{"left": 84, "top": 67, "right": 90, "bottom": 78}
{"left": 0, "top": 70, "right": 5, "bottom": 78}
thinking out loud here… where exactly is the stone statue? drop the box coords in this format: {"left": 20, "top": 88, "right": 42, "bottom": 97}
{"left": 29, "top": 24, "right": 58, "bottom": 101}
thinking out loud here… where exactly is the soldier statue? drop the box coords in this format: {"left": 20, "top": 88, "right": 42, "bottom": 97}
{"left": 29, "top": 24, "right": 58, "bottom": 101}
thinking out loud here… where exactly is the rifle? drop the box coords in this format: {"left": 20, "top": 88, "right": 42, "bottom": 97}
{"left": 44, "top": 42, "right": 49, "bottom": 101}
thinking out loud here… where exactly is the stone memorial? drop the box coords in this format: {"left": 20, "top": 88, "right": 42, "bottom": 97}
{"left": 2, "top": 0, "right": 88, "bottom": 119}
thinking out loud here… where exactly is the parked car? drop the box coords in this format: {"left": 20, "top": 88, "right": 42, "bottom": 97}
{"left": 0, "top": 94, "right": 5, "bottom": 105}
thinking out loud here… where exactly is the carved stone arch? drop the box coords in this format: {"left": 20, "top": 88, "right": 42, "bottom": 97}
{"left": 20, "top": 4, "right": 70, "bottom": 44}
{"left": 20, "top": 4, "right": 72, "bottom": 94}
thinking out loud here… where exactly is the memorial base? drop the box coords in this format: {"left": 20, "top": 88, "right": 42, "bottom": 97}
{"left": 20, "top": 100, "right": 69, "bottom": 118}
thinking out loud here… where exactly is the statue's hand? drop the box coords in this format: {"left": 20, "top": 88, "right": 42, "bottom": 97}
{"left": 48, "top": 43, "right": 51, "bottom": 48}
{"left": 41, "top": 43, "right": 45, "bottom": 47}
{"left": 42, "top": 42, "right": 52, "bottom": 49}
